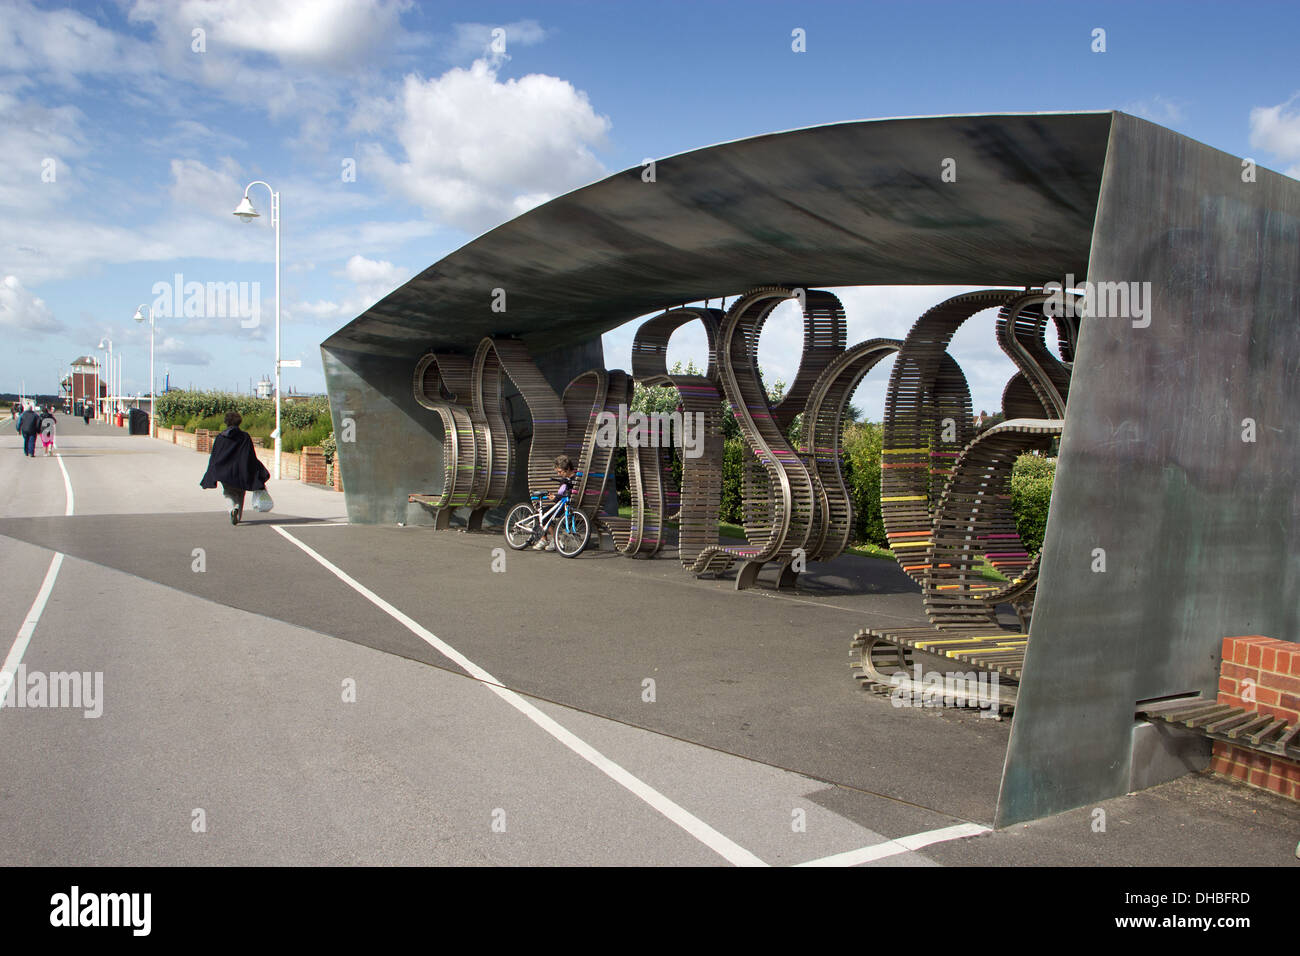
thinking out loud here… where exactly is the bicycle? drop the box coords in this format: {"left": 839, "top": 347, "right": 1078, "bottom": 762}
{"left": 503, "top": 488, "right": 591, "bottom": 557}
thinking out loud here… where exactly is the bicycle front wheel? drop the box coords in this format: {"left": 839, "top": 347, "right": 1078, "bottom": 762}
{"left": 503, "top": 503, "right": 539, "bottom": 550}
{"left": 554, "top": 509, "right": 590, "bottom": 557}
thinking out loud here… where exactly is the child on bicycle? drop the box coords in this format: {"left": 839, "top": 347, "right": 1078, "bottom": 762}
{"left": 532, "top": 454, "right": 578, "bottom": 551}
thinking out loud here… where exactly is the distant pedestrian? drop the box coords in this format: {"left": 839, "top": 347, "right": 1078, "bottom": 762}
{"left": 199, "top": 410, "right": 269, "bottom": 525}
{"left": 83, "top": 403, "right": 92, "bottom": 425}
{"left": 18, "top": 404, "right": 39, "bottom": 457}
{"left": 38, "top": 406, "right": 56, "bottom": 456}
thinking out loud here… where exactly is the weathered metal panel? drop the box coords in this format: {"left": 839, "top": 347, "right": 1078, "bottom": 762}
{"left": 997, "top": 114, "right": 1300, "bottom": 825}
{"left": 322, "top": 346, "right": 445, "bottom": 525}
{"left": 324, "top": 113, "right": 1112, "bottom": 357}
{"left": 323, "top": 337, "right": 607, "bottom": 525}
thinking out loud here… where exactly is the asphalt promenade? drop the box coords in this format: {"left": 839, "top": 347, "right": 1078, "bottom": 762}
{"left": 0, "top": 421, "right": 1295, "bottom": 865}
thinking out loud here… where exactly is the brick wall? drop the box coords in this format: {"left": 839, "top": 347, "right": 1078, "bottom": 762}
{"left": 253, "top": 446, "right": 301, "bottom": 480}
{"left": 1210, "top": 635, "right": 1300, "bottom": 800}
{"left": 301, "top": 446, "right": 327, "bottom": 485}
{"left": 149, "top": 429, "right": 343, "bottom": 490}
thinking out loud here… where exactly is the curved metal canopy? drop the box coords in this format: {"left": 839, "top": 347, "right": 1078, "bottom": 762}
{"left": 324, "top": 112, "right": 1115, "bottom": 358}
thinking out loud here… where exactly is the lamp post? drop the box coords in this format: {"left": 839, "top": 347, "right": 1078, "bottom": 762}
{"left": 97, "top": 338, "right": 112, "bottom": 421}
{"left": 133, "top": 305, "right": 156, "bottom": 434}
{"left": 232, "top": 181, "right": 282, "bottom": 480}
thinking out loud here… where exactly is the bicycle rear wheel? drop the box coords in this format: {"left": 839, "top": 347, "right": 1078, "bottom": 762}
{"left": 554, "top": 509, "right": 590, "bottom": 557}
{"left": 503, "top": 503, "right": 539, "bottom": 550}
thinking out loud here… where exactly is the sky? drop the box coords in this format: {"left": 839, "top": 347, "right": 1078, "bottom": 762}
{"left": 1, "top": 0, "right": 1298, "bottom": 417}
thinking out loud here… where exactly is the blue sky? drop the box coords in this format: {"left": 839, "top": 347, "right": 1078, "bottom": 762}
{"left": 2, "top": 0, "right": 1298, "bottom": 416}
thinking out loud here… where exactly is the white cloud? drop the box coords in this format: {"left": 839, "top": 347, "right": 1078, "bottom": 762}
{"left": 362, "top": 59, "right": 610, "bottom": 233}
{"left": 129, "top": 0, "right": 410, "bottom": 68}
{"left": 1249, "top": 94, "right": 1300, "bottom": 176}
{"left": 0, "top": 1, "right": 149, "bottom": 85}
{"left": 0, "top": 91, "right": 88, "bottom": 210}
{"left": 292, "top": 254, "right": 411, "bottom": 323}
{"left": 168, "top": 157, "right": 248, "bottom": 217}
{"left": 0, "top": 275, "right": 62, "bottom": 333}
{"left": 341, "top": 254, "right": 406, "bottom": 293}
{"left": 155, "top": 119, "right": 249, "bottom": 157}
{"left": 154, "top": 335, "right": 212, "bottom": 366}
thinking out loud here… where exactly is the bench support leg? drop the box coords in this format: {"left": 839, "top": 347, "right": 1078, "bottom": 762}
{"left": 465, "top": 507, "right": 487, "bottom": 533}
{"left": 735, "top": 560, "right": 763, "bottom": 590}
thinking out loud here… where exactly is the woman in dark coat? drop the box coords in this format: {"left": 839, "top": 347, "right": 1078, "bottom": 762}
{"left": 200, "top": 410, "right": 270, "bottom": 525}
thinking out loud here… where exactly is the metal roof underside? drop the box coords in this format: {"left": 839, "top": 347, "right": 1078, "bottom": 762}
{"left": 324, "top": 112, "right": 1115, "bottom": 358}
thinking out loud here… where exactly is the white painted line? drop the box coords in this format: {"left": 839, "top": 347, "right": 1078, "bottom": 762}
{"left": 1, "top": 452, "right": 73, "bottom": 709}
{"left": 57, "top": 449, "right": 74, "bottom": 516}
{"left": 795, "top": 822, "right": 989, "bottom": 867}
{"left": 273, "top": 525, "right": 768, "bottom": 867}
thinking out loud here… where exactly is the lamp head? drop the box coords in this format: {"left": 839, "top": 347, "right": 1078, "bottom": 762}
{"left": 232, "top": 194, "right": 259, "bottom": 221}
{"left": 133, "top": 306, "right": 146, "bottom": 323}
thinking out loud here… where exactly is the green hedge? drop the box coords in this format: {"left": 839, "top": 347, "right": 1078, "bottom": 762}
{"left": 841, "top": 421, "right": 887, "bottom": 547}
{"left": 157, "top": 390, "right": 333, "bottom": 455}
{"left": 1010, "top": 453, "right": 1055, "bottom": 554}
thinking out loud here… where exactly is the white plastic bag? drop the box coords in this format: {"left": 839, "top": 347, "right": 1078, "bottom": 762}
{"left": 250, "top": 489, "right": 275, "bottom": 513}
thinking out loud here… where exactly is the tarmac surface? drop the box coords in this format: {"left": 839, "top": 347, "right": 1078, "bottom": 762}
{"left": 1, "top": 420, "right": 1296, "bottom": 866}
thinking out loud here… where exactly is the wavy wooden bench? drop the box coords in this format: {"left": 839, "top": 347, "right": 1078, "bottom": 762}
{"left": 850, "top": 626, "right": 1021, "bottom": 710}
{"left": 800, "top": 338, "right": 901, "bottom": 561}
{"left": 855, "top": 289, "right": 1076, "bottom": 709}
{"left": 626, "top": 307, "right": 726, "bottom": 564}
{"left": 690, "top": 287, "right": 844, "bottom": 588}
{"left": 410, "top": 351, "right": 484, "bottom": 529}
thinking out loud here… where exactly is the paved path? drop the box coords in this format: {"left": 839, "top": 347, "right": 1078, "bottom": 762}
{"left": 0, "top": 423, "right": 1295, "bottom": 865}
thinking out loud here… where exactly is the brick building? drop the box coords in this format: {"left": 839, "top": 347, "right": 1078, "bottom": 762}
{"left": 69, "top": 355, "right": 106, "bottom": 416}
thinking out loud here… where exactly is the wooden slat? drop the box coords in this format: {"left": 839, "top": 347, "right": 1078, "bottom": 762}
{"left": 1225, "top": 714, "right": 1276, "bottom": 740}
{"left": 1244, "top": 718, "right": 1287, "bottom": 746}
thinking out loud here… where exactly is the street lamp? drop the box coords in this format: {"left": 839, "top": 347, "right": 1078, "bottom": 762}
{"left": 133, "top": 305, "right": 156, "bottom": 434}
{"left": 97, "top": 338, "right": 112, "bottom": 421}
{"left": 233, "top": 180, "right": 283, "bottom": 480}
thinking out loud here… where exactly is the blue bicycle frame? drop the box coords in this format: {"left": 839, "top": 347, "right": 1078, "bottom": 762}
{"left": 530, "top": 491, "right": 581, "bottom": 537}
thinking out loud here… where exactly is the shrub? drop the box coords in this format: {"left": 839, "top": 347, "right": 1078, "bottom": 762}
{"left": 282, "top": 417, "right": 333, "bottom": 455}
{"left": 1010, "top": 453, "right": 1055, "bottom": 554}
{"left": 841, "top": 421, "right": 887, "bottom": 547}
{"left": 157, "top": 390, "right": 336, "bottom": 458}
{"left": 719, "top": 437, "right": 746, "bottom": 524}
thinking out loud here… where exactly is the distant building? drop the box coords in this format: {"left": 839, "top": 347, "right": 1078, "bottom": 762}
{"left": 69, "top": 355, "right": 106, "bottom": 415}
